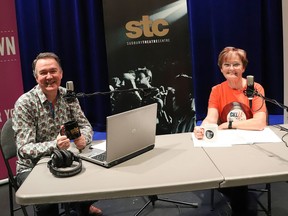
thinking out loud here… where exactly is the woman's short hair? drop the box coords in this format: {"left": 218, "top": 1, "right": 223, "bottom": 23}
{"left": 218, "top": 46, "right": 248, "bottom": 68}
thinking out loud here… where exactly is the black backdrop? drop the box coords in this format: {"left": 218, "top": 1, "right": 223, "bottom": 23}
{"left": 15, "top": 0, "right": 283, "bottom": 131}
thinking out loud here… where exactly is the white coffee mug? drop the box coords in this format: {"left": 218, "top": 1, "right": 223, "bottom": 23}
{"left": 202, "top": 123, "right": 218, "bottom": 142}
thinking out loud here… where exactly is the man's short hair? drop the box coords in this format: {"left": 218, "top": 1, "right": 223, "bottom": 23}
{"left": 32, "top": 52, "right": 61, "bottom": 77}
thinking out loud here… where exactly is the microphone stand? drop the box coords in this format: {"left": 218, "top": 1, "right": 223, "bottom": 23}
{"left": 134, "top": 195, "right": 198, "bottom": 216}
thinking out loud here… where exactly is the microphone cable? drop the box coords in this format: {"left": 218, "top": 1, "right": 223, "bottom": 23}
{"left": 272, "top": 125, "right": 288, "bottom": 147}
{"left": 243, "top": 89, "right": 265, "bottom": 113}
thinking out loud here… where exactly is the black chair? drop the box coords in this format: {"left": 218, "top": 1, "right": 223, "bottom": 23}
{"left": 1, "top": 118, "right": 75, "bottom": 216}
{"left": 210, "top": 184, "right": 271, "bottom": 216}
{"left": 249, "top": 183, "right": 272, "bottom": 216}
{"left": 0, "top": 118, "right": 28, "bottom": 216}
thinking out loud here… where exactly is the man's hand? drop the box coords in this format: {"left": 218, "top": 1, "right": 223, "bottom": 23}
{"left": 74, "top": 135, "right": 86, "bottom": 150}
{"left": 56, "top": 134, "right": 70, "bottom": 150}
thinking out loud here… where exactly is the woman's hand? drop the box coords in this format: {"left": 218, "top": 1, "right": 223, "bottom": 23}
{"left": 218, "top": 122, "right": 229, "bottom": 130}
{"left": 194, "top": 126, "right": 204, "bottom": 139}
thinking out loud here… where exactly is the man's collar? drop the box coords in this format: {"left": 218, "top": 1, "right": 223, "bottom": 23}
{"left": 35, "top": 85, "right": 65, "bottom": 104}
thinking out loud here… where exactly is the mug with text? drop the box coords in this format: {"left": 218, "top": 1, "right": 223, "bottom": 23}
{"left": 63, "top": 120, "right": 81, "bottom": 140}
{"left": 201, "top": 123, "right": 218, "bottom": 142}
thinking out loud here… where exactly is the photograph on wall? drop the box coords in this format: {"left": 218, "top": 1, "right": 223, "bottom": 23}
{"left": 102, "top": 0, "right": 195, "bottom": 135}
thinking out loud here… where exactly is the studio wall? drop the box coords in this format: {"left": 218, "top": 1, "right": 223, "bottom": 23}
{"left": 0, "top": 0, "right": 23, "bottom": 181}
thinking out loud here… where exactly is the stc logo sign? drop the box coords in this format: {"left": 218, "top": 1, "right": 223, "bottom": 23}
{"left": 125, "top": 15, "right": 169, "bottom": 39}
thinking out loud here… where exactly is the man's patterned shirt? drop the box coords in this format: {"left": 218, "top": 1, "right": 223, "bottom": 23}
{"left": 12, "top": 85, "right": 93, "bottom": 173}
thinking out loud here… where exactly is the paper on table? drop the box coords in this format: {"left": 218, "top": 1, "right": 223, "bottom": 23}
{"left": 232, "top": 127, "right": 282, "bottom": 144}
{"left": 192, "top": 127, "right": 282, "bottom": 147}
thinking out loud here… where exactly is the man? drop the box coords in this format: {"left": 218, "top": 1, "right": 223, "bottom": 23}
{"left": 13, "top": 52, "right": 102, "bottom": 216}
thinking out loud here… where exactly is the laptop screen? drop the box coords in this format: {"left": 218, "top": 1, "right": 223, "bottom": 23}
{"left": 106, "top": 103, "right": 157, "bottom": 163}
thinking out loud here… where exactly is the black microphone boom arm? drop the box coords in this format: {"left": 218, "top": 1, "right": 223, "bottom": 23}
{"left": 64, "top": 87, "right": 158, "bottom": 99}
{"left": 253, "top": 90, "right": 288, "bottom": 112}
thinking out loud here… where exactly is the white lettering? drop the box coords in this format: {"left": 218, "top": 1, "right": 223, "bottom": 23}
{"left": 4, "top": 109, "right": 14, "bottom": 119}
{"left": 0, "top": 37, "right": 4, "bottom": 55}
{"left": 0, "top": 36, "right": 16, "bottom": 56}
{"left": 6, "top": 37, "right": 16, "bottom": 55}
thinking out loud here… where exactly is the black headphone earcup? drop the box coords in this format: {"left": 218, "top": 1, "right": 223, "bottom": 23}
{"left": 52, "top": 149, "right": 64, "bottom": 168}
{"left": 61, "top": 149, "right": 73, "bottom": 167}
{"left": 48, "top": 150, "right": 82, "bottom": 178}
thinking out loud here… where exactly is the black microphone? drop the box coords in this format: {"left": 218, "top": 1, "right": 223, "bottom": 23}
{"left": 246, "top": 75, "right": 254, "bottom": 108}
{"left": 64, "top": 81, "right": 76, "bottom": 103}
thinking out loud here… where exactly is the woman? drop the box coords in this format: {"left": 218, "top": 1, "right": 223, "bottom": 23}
{"left": 194, "top": 46, "right": 267, "bottom": 216}
{"left": 194, "top": 46, "right": 267, "bottom": 138}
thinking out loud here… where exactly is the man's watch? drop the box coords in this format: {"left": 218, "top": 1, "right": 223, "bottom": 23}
{"left": 228, "top": 120, "right": 233, "bottom": 129}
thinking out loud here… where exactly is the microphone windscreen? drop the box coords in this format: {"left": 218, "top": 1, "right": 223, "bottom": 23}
{"left": 247, "top": 75, "right": 254, "bottom": 87}
{"left": 66, "top": 81, "right": 74, "bottom": 91}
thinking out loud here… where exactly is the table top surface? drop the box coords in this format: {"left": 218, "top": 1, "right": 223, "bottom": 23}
{"left": 203, "top": 126, "right": 288, "bottom": 187}
{"left": 16, "top": 132, "right": 224, "bottom": 205}
{"left": 16, "top": 125, "right": 288, "bottom": 205}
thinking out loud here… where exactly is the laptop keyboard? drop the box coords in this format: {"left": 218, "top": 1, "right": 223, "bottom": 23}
{"left": 91, "top": 152, "right": 106, "bottom": 161}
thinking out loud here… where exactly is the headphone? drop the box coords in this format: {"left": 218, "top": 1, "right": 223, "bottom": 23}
{"left": 47, "top": 149, "right": 82, "bottom": 177}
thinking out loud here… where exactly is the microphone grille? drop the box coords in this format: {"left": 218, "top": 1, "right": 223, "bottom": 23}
{"left": 247, "top": 75, "right": 254, "bottom": 86}
{"left": 66, "top": 81, "right": 74, "bottom": 91}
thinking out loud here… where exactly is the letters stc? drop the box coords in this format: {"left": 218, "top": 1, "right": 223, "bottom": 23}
{"left": 126, "top": 15, "right": 169, "bottom": 39}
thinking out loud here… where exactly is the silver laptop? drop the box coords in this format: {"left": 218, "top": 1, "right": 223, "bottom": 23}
{"left": 79, "top": 103, "right": 157, "bottom": 168}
